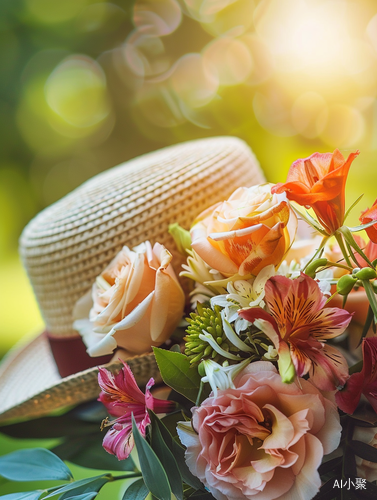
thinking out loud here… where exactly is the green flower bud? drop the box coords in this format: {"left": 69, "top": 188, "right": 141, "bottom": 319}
{"left": 354, "top": 268, "right": 377, "bottom": 280}
{"left": 168, "top": 223, "right": 192, "bottom": 255}
{"left": 305, "top": 258, "right": 328, "bottom": 278}
{"left": 336, "top": 274, "right": 357, "bottom": 296}
{"left": 198, "top": 362, "right": 206, "bottom": 377}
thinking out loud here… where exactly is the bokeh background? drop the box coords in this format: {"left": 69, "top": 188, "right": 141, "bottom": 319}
{"left": 2, "top": 1, "right": 377, "bottom": 497}
{"left": 2, "top": 0, "right": 377, "bottom": 358}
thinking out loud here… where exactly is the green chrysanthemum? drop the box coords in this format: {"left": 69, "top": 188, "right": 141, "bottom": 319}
{"left": 184, "top": 303, "right": 274, "bottom": 366}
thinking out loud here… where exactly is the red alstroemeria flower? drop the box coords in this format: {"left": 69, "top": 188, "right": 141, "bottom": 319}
{"left": 360, "top": 199, "right": 377, "bottom": 244}
{"left": 272, "top": 149, "right": 359, "bottom": 235}
{"left": 336, "top": 337, "right": 377, "bottom": 415}
{"left": 98, "top": 361, "right": 174, "bottom": 460}
{"left": 239, "top": 273, "right": 352, "bottom": 391}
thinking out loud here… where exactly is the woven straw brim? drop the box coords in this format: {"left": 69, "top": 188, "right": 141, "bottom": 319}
{"left": 0, "top": 332, "right": 161, "bottom": 423}
{"left": 20, "top": 136, "right": 265, "bottom": 337}
{"left": 0, "top": 136, "right": 265, "bottom": 423}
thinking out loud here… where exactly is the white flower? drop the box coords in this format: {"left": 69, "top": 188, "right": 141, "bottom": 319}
{"left": 278, "top": 257, "right": 334, "bottom": 296}
{"left": 201, "top": 358, "right": 251, "bottom": 397}
{"left": 189, "top": 282, "right": 216, "bottom": 308}
{"left": 277, "top": 258, "right": 302, "bottom": 278}
{"left": 180, "top": 249, "right": 223, "bottom": 287}
{"left": 210, "top": 265, "right": 275, "bottom": 333}
{"left": 263, "top": 344, "right": 278, "bottom": 360}
{"left": 316, "top": 267, "right": 334, "bottom": 296}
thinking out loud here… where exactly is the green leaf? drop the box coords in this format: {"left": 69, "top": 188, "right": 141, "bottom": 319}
{"left": 153, "top": 412, "right": 204, "bottom": 491}
{"left": 339, "top": 227, "right": 374, "bottom": 268}
{"left": 347, "top": 219, "right": 377, "bottom": 232}
{"left": 344, "top": 194, "right": 364, "bottom": 223}
{"left": 161, "top": 412, "right": 182, "bottom": 437}
{"left": 153, "top": 348, "right": 201, "bottom": 403}
{"left": 43, "top": 475, "right": 109, "bottom": 499}
{"left": 0, "top": 449, "right": 73, "bottom": 482}
{"left": 170, "top": 344, "right": 182, "bottom": 353}
{"left": 349, "top": 404, "right": 377, "bottom": 426}
{"left": 63, "top": 494, "right": 98, "bottom": 500}
{"left": 122, "top": 478, "right": 149, "bottom": 500}
{"left": 358, "top": 306, "right": 374, "bottom": 347}
{"left": 0, "top": 404, "right": 102, "bottom": 438}
{"left": 132, "top": 416, "right": 171, "bottom": 500}
{"left": 51, "top": 433, "right": 136, "bottom": 471}
{"left": 149, "top": 415, "right": 183, "bottom": 500}
{"left": 349, "top": 440, "right": 377, "bottom": 462}
{"left": 168, "top": 223, "right": 192, "bottom": 255}
{"left": 188, "top": 492, "right": 216, "bottom": 499}
{"left": 291, "top": 206, "right": 328, "bottom": 235}
{"left": 0, "top": 492, "right": 42, "bottom": 500}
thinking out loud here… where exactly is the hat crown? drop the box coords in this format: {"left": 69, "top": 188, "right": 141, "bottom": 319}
{"left": 20, "top": 137, "right": 265, "bottom": 337}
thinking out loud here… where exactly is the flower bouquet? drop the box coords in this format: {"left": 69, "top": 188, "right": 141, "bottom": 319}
{"left": 2, "top": 147, "right": 377, "bottom": 500}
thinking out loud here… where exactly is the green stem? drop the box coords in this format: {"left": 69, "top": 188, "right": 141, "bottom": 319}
{"left": 361, "top": 280, "right": 377, "bottom": 320}
{"left": 344, "top": 240, "right": 361, "bottom": 267}
{"left": 326, "top": 261, "right": 353, "bottom": 272}
{"left": 195, "top": 380, "right": 206, "bottom": 406}
{"left": 325, "top": 290, "right": 339, "bottom": 305}
{"left": 302, "top": 235, "right": 329, "bottom": 272}
{"left": 334, "top": 232, "right": 353, "bottom": 268}
{"left": 340, "top": 225, "right": 374, "bottom": 268}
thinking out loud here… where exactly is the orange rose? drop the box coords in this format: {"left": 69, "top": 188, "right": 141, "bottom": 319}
{"left": 73, "top": 241, "right": 185, "bottom": 356}
{"left": 190, "top": 183, "right": 297, "bottom": 277}
{"left": 272, "top": 149, "right": 359, "bottom": 235}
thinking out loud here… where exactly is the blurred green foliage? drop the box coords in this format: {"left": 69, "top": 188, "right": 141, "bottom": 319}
{"left": 2, "top": 0, "right": 377, "bottom": 355}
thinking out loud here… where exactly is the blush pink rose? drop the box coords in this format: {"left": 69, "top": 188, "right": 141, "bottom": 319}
{"left": 73, "top": 241, "right": 185, "bottom": 356}
{"left": 178, "top": 361, "right": 341, "bottom": 500}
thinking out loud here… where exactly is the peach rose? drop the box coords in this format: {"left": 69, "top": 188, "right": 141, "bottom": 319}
{"left": 178, "top": 361, "right": 341, "bottom": 500}
{"left": 190, "top": 184, "right": 297, "bottom": 277}
{"left": 73, "top": 241, "right": 185, "bottom": 356}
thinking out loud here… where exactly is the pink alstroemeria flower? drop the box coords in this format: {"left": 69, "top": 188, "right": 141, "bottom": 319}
{"left": 98, "top": 361, "right": 174, "bottom": 460}
{"left": 239, "top": 273, "right": 352, "bottom": 391}
{"left": 336, "top": 337, "right": 377, "bottom": 414}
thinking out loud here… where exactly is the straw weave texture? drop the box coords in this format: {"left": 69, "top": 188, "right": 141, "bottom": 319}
{"left": 0, "top": 136, "right": 265, "bottom": 422}
{"left": 20, "top": 137, "right": 264, "bottom": 337}
{"left": 0, "top": 333, "right": 161, "bottom": 423}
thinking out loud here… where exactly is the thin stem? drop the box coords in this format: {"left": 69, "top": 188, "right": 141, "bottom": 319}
{"left": 340, "top": 226, "right": 374, "bottom": 268}
{"left": 334, "top": 232, "right": 353, "bottom": 268}
{"left": 325, "top": 291, "right": 339, "bottom": 305}
{"left": 361, "top": 280, "right": 377, "bottom": 320}
{"left": 113, "top": 473, "right": 142, "bottom": 481}
{"left": 344, "top": 240, "right": 360, "bottom": 267}
{"left": 302, "top": 235, "right": 329, "bottom": 272}
{"left": 325, "top": 261, "right": 353, "bottom": 272}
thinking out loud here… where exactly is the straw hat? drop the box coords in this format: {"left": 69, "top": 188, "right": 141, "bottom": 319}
{"left": 0, "top": 136, "right": 265, "bottom": 423}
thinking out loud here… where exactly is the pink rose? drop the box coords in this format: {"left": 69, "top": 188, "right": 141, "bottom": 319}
{"left": 178, "top": 361, "right": 341, "bottom": 500}
{"left": 190, "top": 184, "right": 297, "bottom": 277}
{"left": 74, "top": 241, "right": 185, "bottom": 356}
